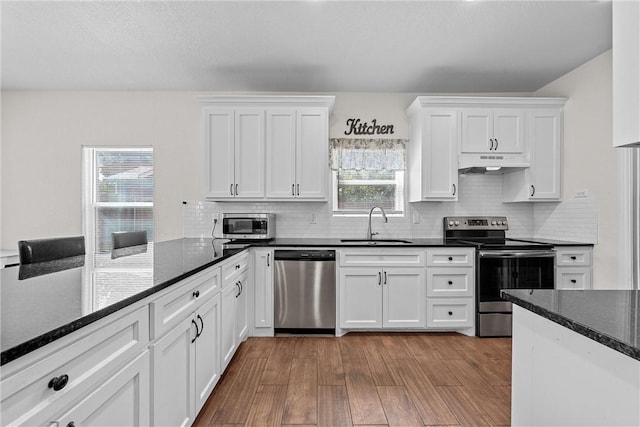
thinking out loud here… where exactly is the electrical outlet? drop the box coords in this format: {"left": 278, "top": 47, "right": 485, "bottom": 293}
{"left": 412, "top": 211, "right": 420, "bottom": 224}
{"left": 575, "top": 190, "right": 588, "bottom": 198}
{"left": 310, "top": 213, "right": 317, "bottom": 224}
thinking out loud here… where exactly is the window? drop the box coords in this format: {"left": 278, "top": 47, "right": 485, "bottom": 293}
{"left": 82, "top": 147, "right": 154, "bottom": 253}
{"left": 333, "top": 170, "right": 405, "bottom": 214}
{"left": 330, "top": 138, "right": 406, "bottom": 215}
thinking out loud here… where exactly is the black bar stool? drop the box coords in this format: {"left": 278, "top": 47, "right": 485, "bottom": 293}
{"left": 112, "top": 230, "right": 148, "bottom": 250}
{"left": 18, "top": 236, "right": 85, "bottom": 264}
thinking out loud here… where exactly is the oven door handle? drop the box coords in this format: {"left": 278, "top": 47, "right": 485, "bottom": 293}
{"left": 479, "top": 250, "right": 555, "bottom": 258}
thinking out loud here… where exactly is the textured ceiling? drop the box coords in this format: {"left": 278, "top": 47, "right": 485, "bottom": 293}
{"left": 0, "top": 0, "right": 612, "bottom": 92}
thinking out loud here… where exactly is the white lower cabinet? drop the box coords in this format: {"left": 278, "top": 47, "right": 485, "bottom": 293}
{"left": 253, "top": 249, "right": 274, "bottom": 334}
{"left": 220, "top": 254, "right": 249, "bottom": 371}
{"left": 338, "top": 249, "right": 427, "bottom": 330}
{"left": 0, "top": 304, "right": 149, "bottom": 427}
{"left": 555, "top": 246, "right": 593, "bottom": 290}
{"left": 55, "top": 350, "right": 150, "bottom": 427}
{"left": 425, "top": 248, "right": 475, "bottom": 333}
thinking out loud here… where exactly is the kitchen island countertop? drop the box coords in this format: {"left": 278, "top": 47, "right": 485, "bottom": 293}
{"left": 502, "top": 289, "right": 640, "bottom": 361}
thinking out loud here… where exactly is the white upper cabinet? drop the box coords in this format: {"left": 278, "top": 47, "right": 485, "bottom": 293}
{"left": 203, "top": 108, "right": 265, "bottom": 199}
{"left": 201, "top": 96, "right": 334, "bottom": 201}
{"left": 266, "top": 107, "right": 329, "bottom": 200}
{"left": 406, "top": 102, "right": 459, "bottom": 201}
{"left": 613, "top": 0, "right": 640, "bottom": 147}
{"left": 503, "top": 108, "right": 563, "bottom": 202}
{"left": 461, "top": 108, "right": 525, "bottom": 154}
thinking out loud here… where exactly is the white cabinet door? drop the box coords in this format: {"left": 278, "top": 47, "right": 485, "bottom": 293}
{"left": 266, "top": 109, "right": 297, "bottom": 198}
{"left": 461, "top": 109, "right": 493, "bottom": 153}
{"left": 383, "top": 268, "right": 426, "bottom": 328}
{"left": 55, "top": 351, "right": 150, "bottom": 427}
{"left": 220, "top": 282, "right": 238, "bottom": 371}
{"left": 194, "top": 294, "right": 221, "bottom": 414}
{"left": 204, "top": 108, "right": 235, "bottom": 199}
{"left": 461, "top": 108, "right": 524, "bottom": 154}
{"left": 528, "top": 109, "right": 561, "bottom": 200}
{"left": 493, "top": 109, "right": 525, "bottom": 153}
{"left": 234, "top": 109, "right": 265, "bottom": 198}
{"left": 296, "top": 108, "right": 328, "bottom": 199}
{"left": 236, "top": 270, "right": 249, "bottom": 343}
{"left": 423, "top": 109, "right": 458, "bottom": 200}
{"left": 339, "top": 268, "right": 383, "bottom": 329}
{"left": 150, "top": 316, "right": 196, "bottom": 427}
{"left": 254, "top": 249, "right": 274, "bottom": 329}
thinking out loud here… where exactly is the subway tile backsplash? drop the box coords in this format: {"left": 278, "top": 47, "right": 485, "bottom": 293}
{"left": 183, "top": 174, "right": 597, "bottom": 243}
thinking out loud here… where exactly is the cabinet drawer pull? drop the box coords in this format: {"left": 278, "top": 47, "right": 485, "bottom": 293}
{"left": 448, "top": 280, "right": 453, "bottom": 285}
{"left": 570, "top": 256, "right": 577, "bottom": 261}
{"left": 193, "top": 290, "right": 200, "bottom": 298}
{"left": 67, "top": 422, "right": 76, "bottom": 427}
{"left": 48, "top": 374, "right": 69, "bottom": 391}
{"left": 570, "top": 279, "right": 577, "bottom": 284}
{"left": 197, "top": 314, "right": 204, "bottom": 338}
{"left": 191, "top": 319, "right": 199, "bottom": 343}
{"left": 448, "top": 311, "right": 453, "bottom": 316}
{"left": 448, "top": 256, "right": 453, "bottom": 261}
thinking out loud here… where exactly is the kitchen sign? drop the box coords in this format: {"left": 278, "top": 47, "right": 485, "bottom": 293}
{"left": 344, "top": 118, "right": 395, "bottom": 136}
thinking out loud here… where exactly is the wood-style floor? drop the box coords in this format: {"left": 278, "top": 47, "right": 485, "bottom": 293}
{"left": 193, "top": 332, "right": 512, "bottom": 427}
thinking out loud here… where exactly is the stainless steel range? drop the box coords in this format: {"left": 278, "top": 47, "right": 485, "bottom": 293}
{"left": 444, "top": 216, "right": 555, "bottom": 337}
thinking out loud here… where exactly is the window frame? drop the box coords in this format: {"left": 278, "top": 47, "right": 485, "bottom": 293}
{"left": 82, "top": 146, "right": 154, "bottom": 254}
{"left": 331, "top": 169, "right": 406, "bottom": 217}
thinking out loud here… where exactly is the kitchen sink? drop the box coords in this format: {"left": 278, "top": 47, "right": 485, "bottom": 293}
{"left": 340, "top": 239, "right": 413, "bottom": 245}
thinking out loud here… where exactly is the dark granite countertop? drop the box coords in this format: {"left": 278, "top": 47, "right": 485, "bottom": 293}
{"left": 0, "top": 238, "right": 246, "bottom": 365}
{"left": 502, "top": 289, "right": 640, "bottom": 361}
{"left": 509, "top": 237, "right": 594, "bottom": 246}
{"left": 248, "top": 237, "right": 474, "bottom": 247}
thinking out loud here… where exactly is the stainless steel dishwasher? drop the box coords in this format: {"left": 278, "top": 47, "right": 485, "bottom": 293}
{"left": 274, "top": 250, "right": 336, "bottom": 333}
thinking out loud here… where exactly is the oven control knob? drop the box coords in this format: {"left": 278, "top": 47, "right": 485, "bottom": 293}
{"left": 491, "top": 221, "right": 497, "bottom": 226}
{"left": 454, "top": 221, "right": 460, "bottom": 226}
{"left": 448, "top": 221, "right": 454, "bottom": 226}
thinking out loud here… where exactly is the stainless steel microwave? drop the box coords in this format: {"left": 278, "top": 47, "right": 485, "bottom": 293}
{"left": 220, "top": 213, "right": 275, "bottom": 240}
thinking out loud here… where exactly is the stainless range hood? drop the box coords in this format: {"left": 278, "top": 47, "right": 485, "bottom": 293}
{"left": 458, "top": 155, "right": 530, "bottom": 174}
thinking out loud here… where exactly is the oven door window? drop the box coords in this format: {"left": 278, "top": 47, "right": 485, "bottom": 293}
{"left": 478, "top": 255, "right": 555, "bottom": 303}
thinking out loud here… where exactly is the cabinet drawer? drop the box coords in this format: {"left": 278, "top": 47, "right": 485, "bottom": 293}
{"left": 150, "top": 266, "right": 220, "bottom": 339}
{"left": 427, "top": 298, "right": 474, "bottom": 328}
{"left": 427, "top": 268, "right": 474, "bottom": 297}
{"left": 222, "top": 251, "right": 249, "bottom": 284}
{"left": 339, "top": 249, "right": 426, "bottom": 267}
{"left": 0, "top": 305, "right": 149, "bottom": 427}
{"left": 556, "top": 268, "right": 592, "bottom": 290}
{"left": 426, "top": 248, "right": 475, "bottom": 267}
{"left": 556, "top": 247, "right": 592, "bottom": 266}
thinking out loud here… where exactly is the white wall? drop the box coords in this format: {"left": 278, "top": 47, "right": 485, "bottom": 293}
{"left": 1, "top": 91, "right": 203, "bottom": 248}
{"left": 534, "top": 50, "right": 617, "bottom": 288}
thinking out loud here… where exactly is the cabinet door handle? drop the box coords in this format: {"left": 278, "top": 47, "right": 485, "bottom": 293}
{"left": 235, "top": 184, "right": 238, "bottom": 196}
{"left": 530, "top": 185, "right": 536, "bottom": 197}
{"left": 292, "top": 184, "right": 295, "bottom": 196}
{"left": 191, "top": 319, "right": 199, "bottom": 343}
{"left": 235, "top": 282, "right": 240, "bottom": 298}
{"left": 489, "top": 138, "right": 494, "bottom": 151}
{"left": 296, "top": 184, "right": 300, "bottom": 196}
{"left": 452, "top": 184, "right": 456, "bottom": 196}
{"left": 378, "top": 272, "right": 382, "bottom": 286}
{"left": 267, "top": 253, "right": 270, "bottom": 267}
{"left": 193, "top": 290, "right": 200, "bottom": 298}
{"left": 197, "top": 314, "right": 204, "bottom": 338}
{"left": 383, "top": 271, "right": 388, "bottom": 285}
{"left": 48, "top": 374, "right": 69, "bottom": 391}
{"left": 67, "top": 422, "right": 76, "bottom": 427}
{"left": 494, "top": 138, "right": 498, "bottom": 150}
{"left": 239, "top": 280, "right": 243, "bottom": 295}
{"left": 230, "top": 184, "right": 234, "bottom": 196}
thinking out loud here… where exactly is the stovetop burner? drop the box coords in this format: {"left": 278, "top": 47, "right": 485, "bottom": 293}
{"left": 443, "top": 216, "right": 554, "bottom": 250}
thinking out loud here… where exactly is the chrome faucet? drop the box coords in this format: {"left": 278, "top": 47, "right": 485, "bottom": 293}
{"left": 367, "top": 206, "right": 388, "bottom": 240}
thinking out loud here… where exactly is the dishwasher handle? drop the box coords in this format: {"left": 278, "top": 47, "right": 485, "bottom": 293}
{"left": 274, "top": 250, "right": 335, "bottom": 261}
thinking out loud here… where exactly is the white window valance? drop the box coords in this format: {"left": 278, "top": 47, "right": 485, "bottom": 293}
{"left": 329, "top": 138, "right": 407, "bottom": 171}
